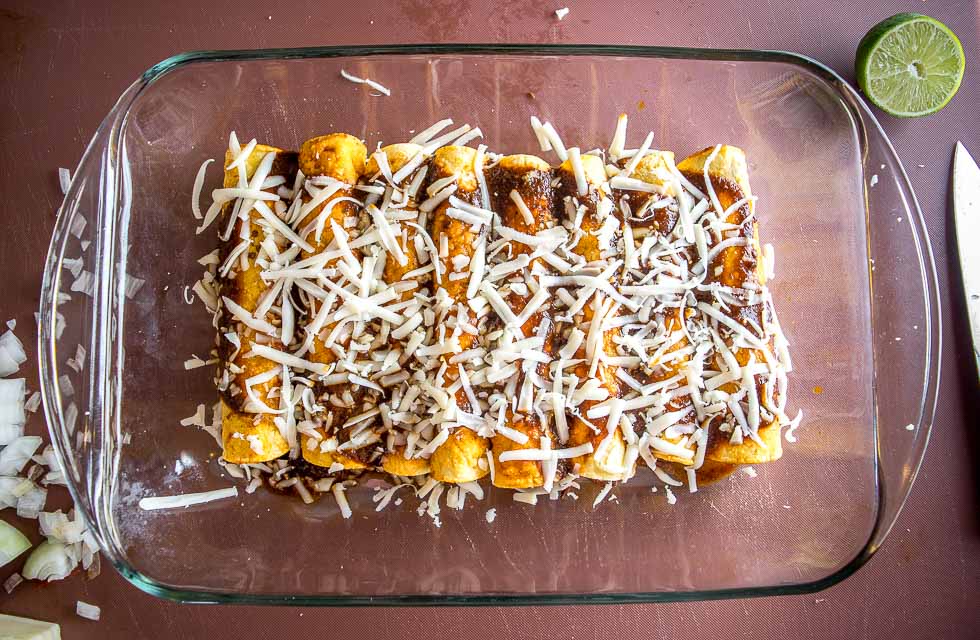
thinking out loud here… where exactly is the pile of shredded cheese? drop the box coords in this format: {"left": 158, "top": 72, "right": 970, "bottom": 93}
{"left": 186, "top": 115, "right": 800, "bottom": 520}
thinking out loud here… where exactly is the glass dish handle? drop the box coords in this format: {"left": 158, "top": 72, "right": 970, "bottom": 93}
{"left": 39, "top": 85, "right": 136, "bottom": 552}
{"left": 841, "top": 80, "right": 941, "bottom": 555}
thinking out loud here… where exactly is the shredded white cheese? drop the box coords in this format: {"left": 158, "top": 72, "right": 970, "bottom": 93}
{"left": 138, "top": 487, "right": 238, "bottom": 510}
{"left": 339, "top": 69, "right": 391, "bottom": 96}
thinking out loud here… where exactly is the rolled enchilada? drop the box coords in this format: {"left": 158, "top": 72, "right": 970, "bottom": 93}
{"left": 676, "top": 146, "right": 783, "bottom": 465}
{"left": 608, "top": 143, "right": 783, "bottom": 478}
{"left": 218, "top": 143, "right": 295, "bottom": 464}
{"left": 485, "top": 154, "right": 559, "bottom": 489}
{"left": 555, "top": 152, "right": 631, "bottom": 481}
{"left": 425, "top": 145, "right": 491, "bottom": 484}
{"left": 369, "top": 143, "right": 433, "bottom": 478}
{"left": 612, "top": 149, "right": 703, "bottom": 468}
{"left": 295, "top": 133, "right": 372, "bottom": 469}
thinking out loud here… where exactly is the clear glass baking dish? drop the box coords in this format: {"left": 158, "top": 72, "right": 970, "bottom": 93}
{"left": 38, "top": 44, "right": 940, "bottom": 605}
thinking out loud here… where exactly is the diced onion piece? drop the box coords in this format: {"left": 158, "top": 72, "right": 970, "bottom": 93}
{"left": 179, "top": 404, "right": 207, "bottom": 427}
{"left": 0, "top": 378, "right": 26, "bottom": 442}
{"left": 183, "top": 356, "right": 207, "bottom": 370}
{"left": 2, "top": 572, "right": 23, "bottom": 594}
{"left": 0, "top": 436, "right": 42, "bottom": 475}
{"left": 0, "top": 331, "right": 27, "bottom": 376}
{"left": 0, "top": 520, "right": 31, "bottom": 569}
{"left": 58, "top": 168, "right": 72, "bottom": 194}
{"left": 61, "top": 257, "right": 84, "bottom": 279}
{"left": 70, "top": 271, "right": 95, "bottom": 297}
{"left": 16, "top": 485, "right": 46, "bottom": 519}
{"left": 124, "top": 274, "right": 145, "bottom": 300}
{"left": 0, "top": 478, "right": 19, "bottom": 509}
{"left": 69, "top": 215, "right": 87, "bottom": 239}
{"left": 22, "top": 540, "right": 76, "bottom": 582}
{"left": 75, "top": 601, "right": 101, "bottom": 622}
{"left": 0, "top": 613, "right": 61, "bottom": 639}
{"left": 0, "top": 423, "right": 24, "bottom": 446}
{"left": 38, "top": 510, "right": 84, "bottom": 544}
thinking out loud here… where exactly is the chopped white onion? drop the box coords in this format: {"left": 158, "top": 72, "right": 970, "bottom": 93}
{"left": 2, "top": 572, "right": 23, "bottom": 593}
{"left": 0, "top": 520, "right": 31, "bottom": 569}
{"left": 0, "top": 613, "right": 61, "bottom": 638}
{"left": 22, "top": 540, "right": 76, "bottom": 582}
{"left": 58, "top": 167, "right": 72, "bottom": 194}
{"left": 16, "top": 484, "right": 47, "bottom": 519}
{"left": 0, "top": 436, "right": 42, "bottom": 476}
{"left": 75, "top": 601, "right": 101, "bottom": 621}
{"left": 0, "top": 331, "right": 27, "bottom": 376}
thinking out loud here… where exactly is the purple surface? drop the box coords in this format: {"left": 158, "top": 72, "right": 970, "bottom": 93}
{"left": 0, "top": 0, "right": 976, "bottom": 637}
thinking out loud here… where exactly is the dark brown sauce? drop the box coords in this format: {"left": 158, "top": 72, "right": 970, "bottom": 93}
{"left": 627, "top": 192, "right": 680, "bottom": 236}
{"left": 681, "top": 170, "right": 759, "bottom": 291}
{"left": 553, "top": 166, "right": 601, "bottom": 233}
{"left": 486, "top": 162, "right": 555, "bottom": 234}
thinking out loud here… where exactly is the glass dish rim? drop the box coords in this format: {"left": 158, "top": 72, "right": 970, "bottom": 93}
{"left": 38, "top": 43, "right": 941, "bottom": 606}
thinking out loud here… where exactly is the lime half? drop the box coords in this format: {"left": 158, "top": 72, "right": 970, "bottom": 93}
{"left": 856, "top": 13, "right": 965, "bottom": 117}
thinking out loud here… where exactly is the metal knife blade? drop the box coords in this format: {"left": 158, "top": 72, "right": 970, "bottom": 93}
{"left": 953, "top": 141, "right": 980, "bottom": 377}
